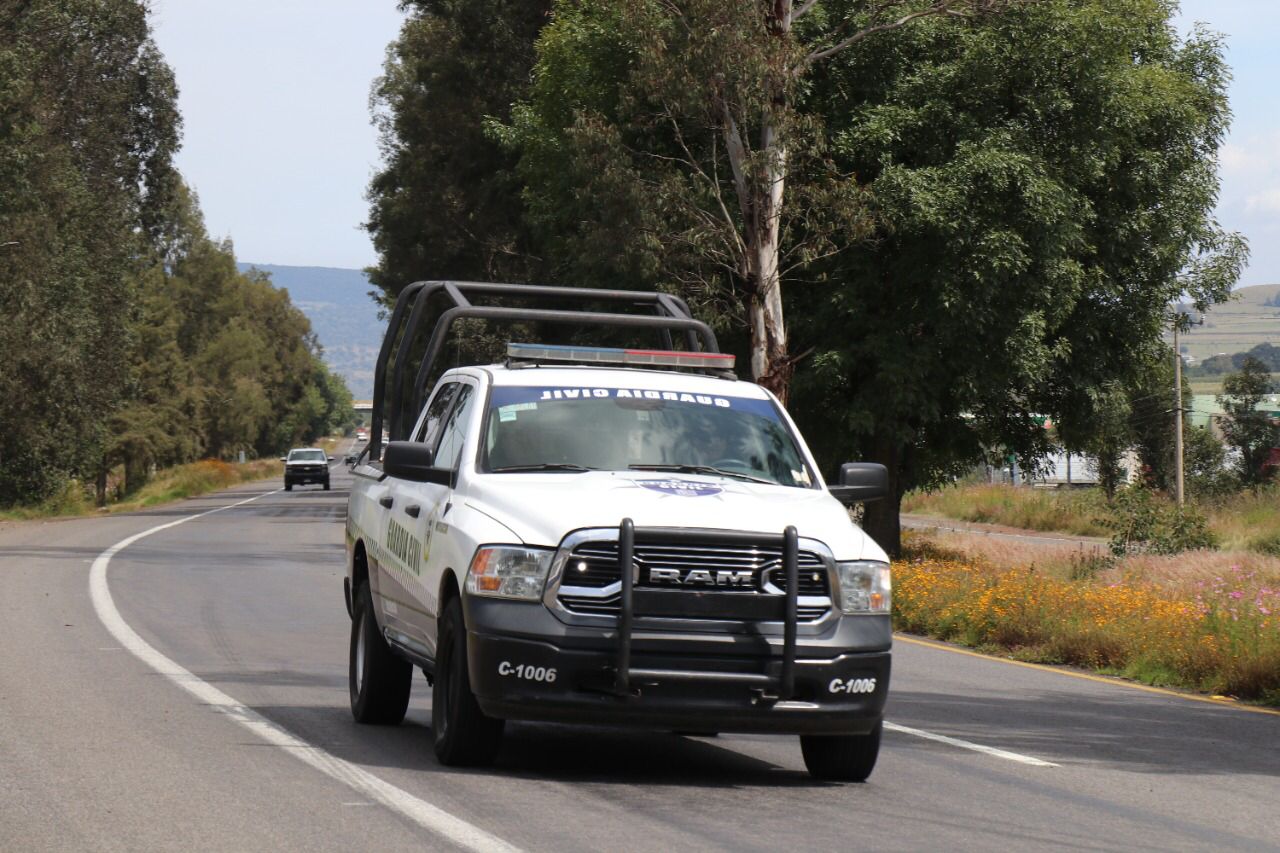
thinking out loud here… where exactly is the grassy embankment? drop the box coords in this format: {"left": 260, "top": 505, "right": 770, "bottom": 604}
{"left": 894, "top": 535, "right": 1280, "bottom": 704}
{"left": 0, "top": 435, "right": 352, "bottom": 522}
{"left": 897, "top": 483, "right": 1280, "bottom": 704}
{"left": 903, "top": 482, "right": 1280, "bottom": 554}
{"left": 902, "top": 483, "right": 1111, "bottom": 537}
{"left": 0, "top": 458, "right": 285, "bottom": 522}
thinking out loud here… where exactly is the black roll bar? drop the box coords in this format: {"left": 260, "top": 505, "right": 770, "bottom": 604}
{"left": 410, "top": 306, "right": 720, "bottom": 420}
{"left": 370, "top": 281, "right": 724, "bottom": 461}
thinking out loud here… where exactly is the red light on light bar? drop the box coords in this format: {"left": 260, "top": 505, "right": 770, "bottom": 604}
{"left": 507, "top": 342, "right": 735, "bottom": 370}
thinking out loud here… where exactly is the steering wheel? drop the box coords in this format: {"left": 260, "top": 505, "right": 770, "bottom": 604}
{"left": 709, "top": 458, "right": 753, "bottom": 471}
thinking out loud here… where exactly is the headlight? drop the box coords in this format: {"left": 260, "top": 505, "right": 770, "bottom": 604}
{"left": 835, "top": 561, "right": 891, "bottom": 614}
{"left": 466, "top": 546, "right": 554, "bottom": 601}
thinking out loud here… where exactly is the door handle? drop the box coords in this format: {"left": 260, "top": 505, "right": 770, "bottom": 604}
{"left": 405, "top": 504, "right": 421, "bottom": 518}
{"left": 379, "top": 496, "right": 393, "bottom": 509}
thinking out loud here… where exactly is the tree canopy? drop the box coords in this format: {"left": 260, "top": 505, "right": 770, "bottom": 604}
{"left": 0, "top": 0, "right": 353, "bottom": 507}
{"left": 1217, "top": 357, "right": 1278, "bottom": 487}
{"left": 365, "top": 0, "right": 551, "bottom": 304}
{"left": 365, "top": 0, "right": 1244, "bottom": 552}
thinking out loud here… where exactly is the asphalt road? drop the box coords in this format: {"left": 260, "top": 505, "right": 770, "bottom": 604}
{"left": 2, "top": 457, "right": 1277, "bottom": 852}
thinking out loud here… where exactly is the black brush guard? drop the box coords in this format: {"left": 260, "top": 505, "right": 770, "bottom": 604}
{"left": 611, "top": 519, "right": 801, "bottom": 702}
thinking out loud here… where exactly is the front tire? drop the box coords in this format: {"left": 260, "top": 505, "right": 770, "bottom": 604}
{"left": 323, "top": 479, "right": 331, "bottom": 491}
{"left": 801, "top": 721, "right": 882, "bottom": 781}
{"left": 432, "top": 597, "right": 504, "bottom": 766}
{"left": 284, "top": 482, "right": 293, "bottom": 492}
{"left": 349, "top": 582, "right": 412, "bottom": 724}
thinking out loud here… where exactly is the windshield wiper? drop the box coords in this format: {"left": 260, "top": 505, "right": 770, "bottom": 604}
{"left": 628, "top": 464, "right": 774, "bottom": 485}
{"left": 490, "top": 463, "right": 597, "bottom": 473}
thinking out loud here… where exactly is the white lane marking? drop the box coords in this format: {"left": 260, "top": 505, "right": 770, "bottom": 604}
{"left": 885, "top": 721, "right": 1059, "bottom": 767}
{"left": 89, "top": 490, "right": 519, "bottom": 853}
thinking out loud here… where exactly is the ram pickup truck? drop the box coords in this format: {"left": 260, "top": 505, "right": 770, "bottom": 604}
{"left": 344, "top": 283, "right": 891, "bottom": 780}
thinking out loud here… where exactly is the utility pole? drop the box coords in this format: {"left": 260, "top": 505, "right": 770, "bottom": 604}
{"left": 1173, "top": 318, "right": 1184, "bottom": 506}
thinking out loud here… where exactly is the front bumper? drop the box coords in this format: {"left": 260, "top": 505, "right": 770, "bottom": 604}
{"left": 463, "top": 597, "right": 890, "bottom": 735}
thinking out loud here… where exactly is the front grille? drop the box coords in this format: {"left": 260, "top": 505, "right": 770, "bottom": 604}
{"left": 564, "top": 541, "right": 830, "bottom": 595}
{"left": 290, "top": 464, "right": 326, "bottom": 475}
{"left": 556, "top": 539, "right": 832, "bottom": 621}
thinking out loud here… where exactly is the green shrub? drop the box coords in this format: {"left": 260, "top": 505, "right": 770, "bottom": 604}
{"left": 1106, "top": 486, "right": 1217, "bottom": 556}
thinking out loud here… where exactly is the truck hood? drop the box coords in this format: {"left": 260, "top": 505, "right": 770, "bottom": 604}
{"left": 463, "top": 471, "right": 887, "bottom": 562}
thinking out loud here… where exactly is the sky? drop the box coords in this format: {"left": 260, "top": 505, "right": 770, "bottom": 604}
{"left": 150, "top": 1, "right": 405, "bottom": 270}
{"left": 152, "top": 2, "right": 1279, "bottom": 283}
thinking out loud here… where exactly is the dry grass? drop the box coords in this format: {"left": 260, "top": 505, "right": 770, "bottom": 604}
{"left": 896, "top": 532, "right": 1280, "bottom": 704}
{"left": 1204, "top": 487, "right": 1280, "bottom": 555}
{"left": 112, "top": 459, "right": 283, "bottom": 511}
{"left": 905, "top": 530, "right": 1109, "bottom": 579}
{"left": 902, "top": 484, "right": 1110, "bottom": 537}
{"left": 0, "top": 458, "right": 284, "bottom": 522}
{"left": 906, "top": 483, "right": 1280, "bottom": 558}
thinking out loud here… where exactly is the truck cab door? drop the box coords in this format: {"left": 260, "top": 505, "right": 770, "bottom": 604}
{"left": 385, "top": 380, "right": 477, "bottom": 658}
{"left": 411, "top": 381, "right": 478, "bottom": 651}
{"left": 375, "top": 380, "right": 462, "bottom": 657}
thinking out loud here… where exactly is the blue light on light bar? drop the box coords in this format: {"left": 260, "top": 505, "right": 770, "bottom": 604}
{"left": 507, "top": 342, "right": 735, "bottom": 370}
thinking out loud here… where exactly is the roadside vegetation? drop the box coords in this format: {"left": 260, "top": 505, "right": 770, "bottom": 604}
{"left": 905, "top": 482, "right": 1280, "bottom": 558}
{"left": 902, "top": 484, "right": 1111, "bottom": 537}
{"left": 0, "top": 2, "right": 355, "bottom": 515}
{"left": 894, "top": 534, "right": 1280, "bottom": 705}
{"left": 369, "top": 0, "right": 1243, "bottom": 556}
{"left": 0, "top": 459, "right": 285, "bottom": 522}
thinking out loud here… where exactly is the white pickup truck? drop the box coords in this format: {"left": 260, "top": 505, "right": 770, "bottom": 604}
{"left": 344, "top": 284, "right": 891, "bottom": 781}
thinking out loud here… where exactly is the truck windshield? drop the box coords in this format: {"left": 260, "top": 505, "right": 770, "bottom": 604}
{"left": 289, "top": 450, "right": 326, "bottom": 462}
{"left": 483, "top": 386, "right": 813, "bottom": 488}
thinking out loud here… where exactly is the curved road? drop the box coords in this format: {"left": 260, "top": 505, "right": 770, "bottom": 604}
{"left": 1, "top": 459, "right": 1276, "bottom": 851}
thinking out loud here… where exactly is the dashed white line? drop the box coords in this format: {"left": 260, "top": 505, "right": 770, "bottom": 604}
{"left": 885, "top": 721, "right": 1059, "bottom": 767}
{"left": 89, "top": 489, "right": 520, "bottom": 853}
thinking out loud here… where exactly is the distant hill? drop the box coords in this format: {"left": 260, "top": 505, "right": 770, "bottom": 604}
{"left": 238, "top": 263, "right": 385, "bottom": 398}
{"left": 1178, "top": 283, "right": 1280, "bottom": 363}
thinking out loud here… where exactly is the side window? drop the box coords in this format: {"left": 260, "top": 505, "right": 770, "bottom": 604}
{"left": 414, "top": 383, "right": 459, "bottom": 449}
{"left": 433, "top": 385, "right": 476, "bottom": 471}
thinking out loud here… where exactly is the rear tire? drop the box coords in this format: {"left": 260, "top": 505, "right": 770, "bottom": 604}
{"left": 432, "top": 597, "right": 504, "bottom": 766}
{"left": 801, "top": 721, "right": 882, "bottom": 782}
{"left": 349, "top": 582, "right": 412, "bottom": 724}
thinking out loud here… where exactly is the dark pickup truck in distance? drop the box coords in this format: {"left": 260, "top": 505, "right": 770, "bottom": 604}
{"left": 283, "top": 447, "right": 331, "bottom": 491}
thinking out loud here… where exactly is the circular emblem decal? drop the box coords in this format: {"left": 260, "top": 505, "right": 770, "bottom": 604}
{"left": 635, "top": 479, "right": 723, "bottom": 497}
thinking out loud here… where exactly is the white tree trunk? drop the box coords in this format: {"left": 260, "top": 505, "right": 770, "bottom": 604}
{"left": 750, "top": 132, "right": 787, "bottom": 390}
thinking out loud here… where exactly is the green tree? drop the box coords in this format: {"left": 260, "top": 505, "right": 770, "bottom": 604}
{"left": 104, "top": 180, "right": 351, "bottom": 488}
{"left": 1085, "top": 383, "right": 1132, "bottom": 499}
{"left": 777, "top": 2, "right": 1244, "bottom": 552}
{"left": 502, "top": 0, "right": 1013, "bottom": 396}
{"left": 0, "top": 0, "right": 180, "bottom": 505}
{"left": 1217, "top": 356, "right": 1278, "bottom": 487}
{"left": 503, "top": 1, "right": 1243, "bottom": 553}
{"left": 1124, "top": 354, "right": 1184, "bottom": 492}
{"left": 366, "top": 0, "right": 552, "bottom": 304}
{"left": 1184, "top": 424, "right": 1233, "bottom": 498}
{"left": 317, "top": 366, "right": 358, "bottom": 436}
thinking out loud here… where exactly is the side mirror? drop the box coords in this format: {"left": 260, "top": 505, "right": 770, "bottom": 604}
{"left": 327, "top": 455, "right": 334, "bottom": 462}
{"left": 279, "top": 456, "right": 287, "bottom": 463}
{"left": 829, "top": 462, "right": 889, "bottom": 505}
{"left": 383, "top": 441, "right": 450, "bottom": 485}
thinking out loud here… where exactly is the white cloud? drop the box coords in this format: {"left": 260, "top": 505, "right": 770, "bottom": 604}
{"left": 1220, "top": 137, "right": 1278, "bottom": 179}
{"left": 1245, "top": 187, "right": 1280, "bottom": 215}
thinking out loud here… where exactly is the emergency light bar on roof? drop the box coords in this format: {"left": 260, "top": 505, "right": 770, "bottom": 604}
{"left": 508, "top": 342, "right": 736, "bottom": 370}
